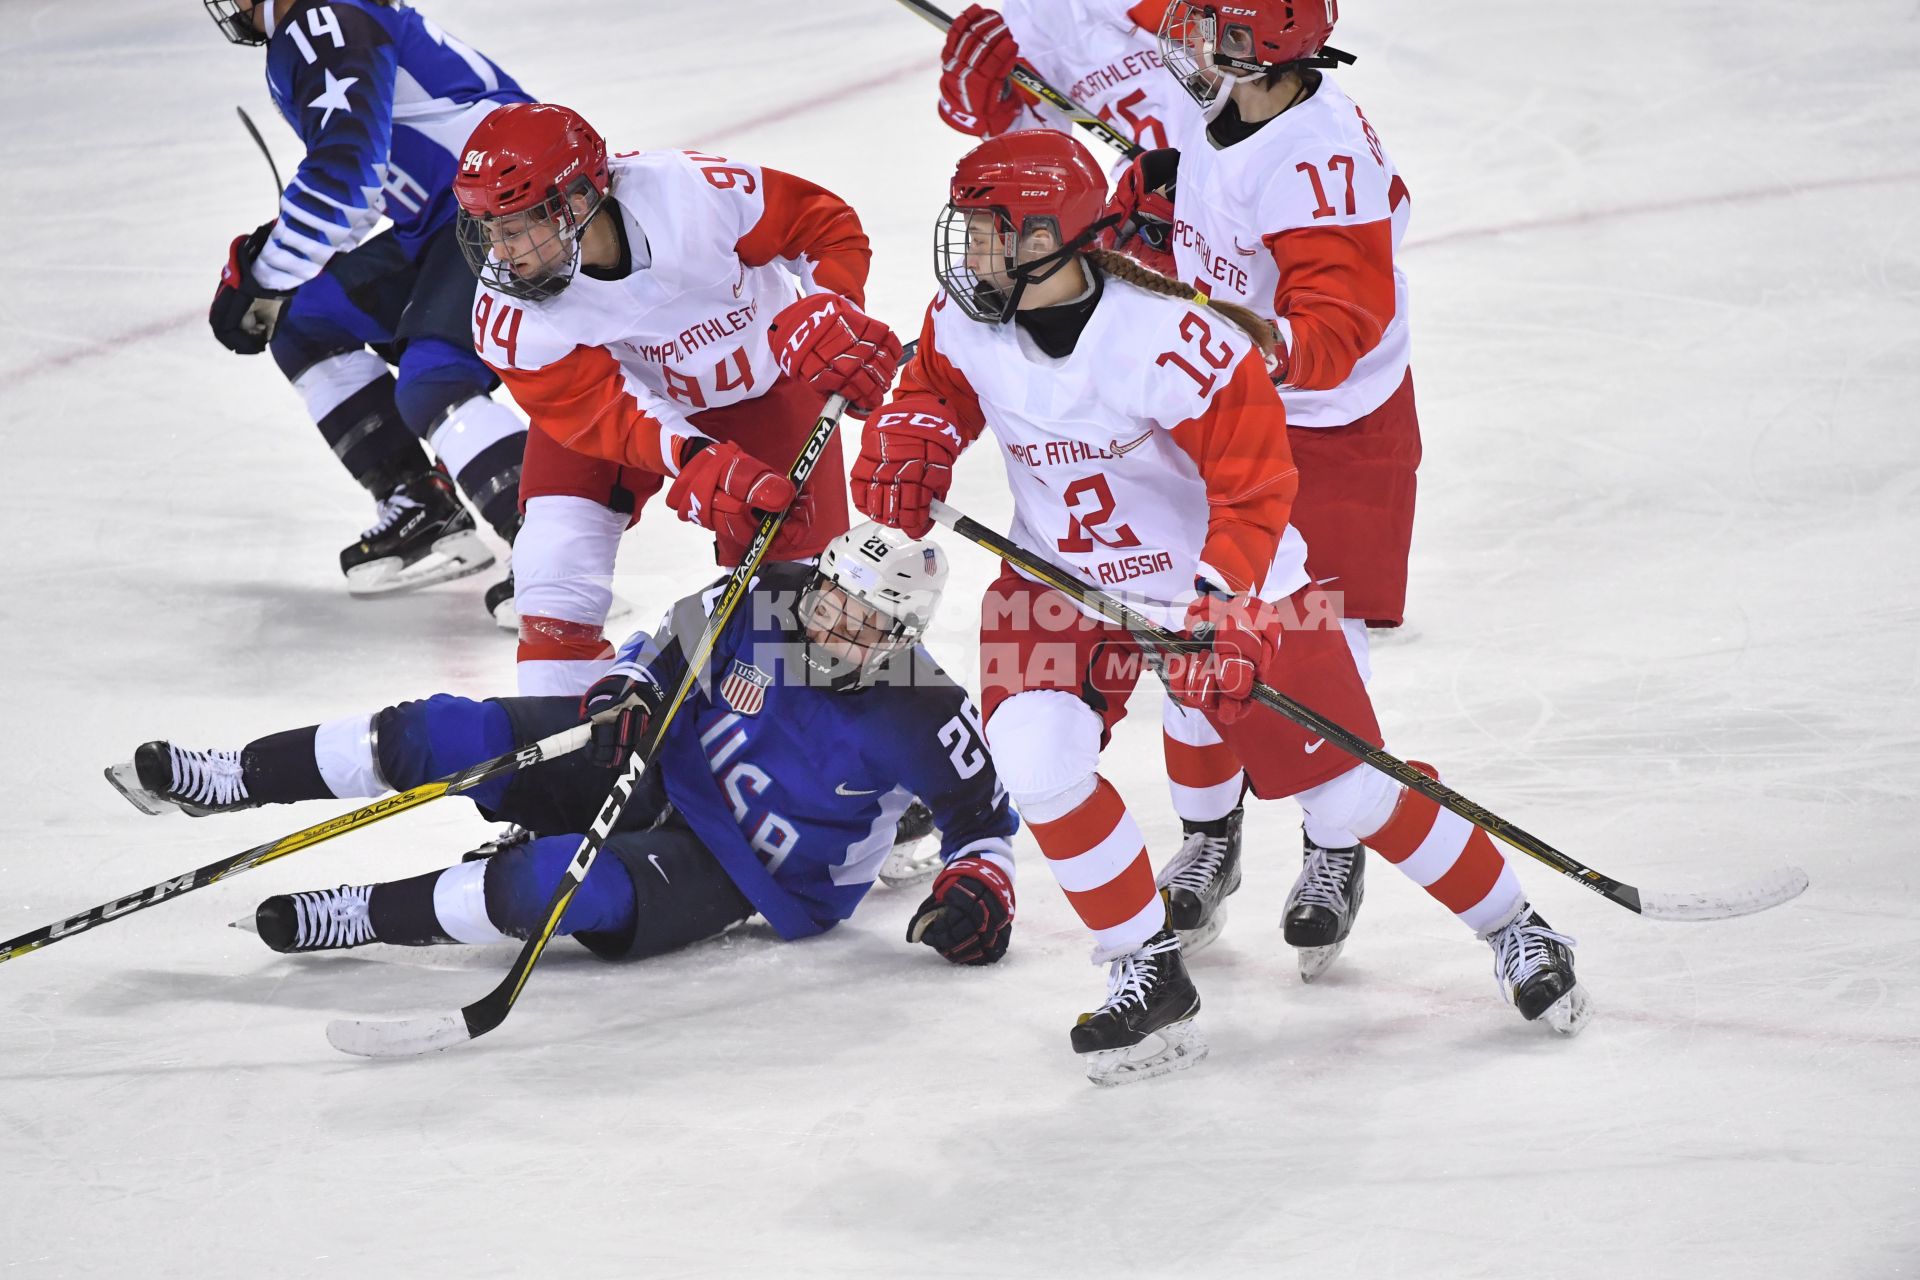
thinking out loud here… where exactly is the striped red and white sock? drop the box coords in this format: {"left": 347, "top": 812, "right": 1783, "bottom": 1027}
{"left": 1161, "top": 702, "right": 1244, "bottom": 823}
{"left": 1362, "top": 762, "right": 1524, "bottom": 934}
{"left": 1027, "top": 775, "right": 1166, "bottom": 959}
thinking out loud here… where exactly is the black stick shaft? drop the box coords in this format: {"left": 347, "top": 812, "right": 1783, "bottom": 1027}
{"left": 927, "top": 500, "right": 1646, "bottom": 914}
{"left": 236, "top": 105, "right": 284, "bottom": 195}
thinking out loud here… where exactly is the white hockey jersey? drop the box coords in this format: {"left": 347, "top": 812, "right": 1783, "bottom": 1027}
{"left": 471, "top": 149, "right": 872, "bottom": 475}
{"left": 997, "top": 0, "right": 1194, "bottom": 168}
{"left": 1170, "top": 75, "right": 1413, "bottom": 428}
{"left": 900, "top": 274, "right": 1307, "bottom": 623}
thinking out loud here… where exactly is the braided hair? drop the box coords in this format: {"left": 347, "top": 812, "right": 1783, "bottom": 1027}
{"left": 1082, "top": 248, "right": 1278, "bottom": 358}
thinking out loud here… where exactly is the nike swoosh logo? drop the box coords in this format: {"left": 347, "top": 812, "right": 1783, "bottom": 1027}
{"left": 1111, "top": 429, "right": 1155, "bottom": 456}
{"left": 1304, "top": 738, "right": 1326, "bottom": 754}
{"left": 835, "top": 782, "right": 880, "bottom": 796}
{"left": 646, "top": 853, "right": 671, "bottom": 883}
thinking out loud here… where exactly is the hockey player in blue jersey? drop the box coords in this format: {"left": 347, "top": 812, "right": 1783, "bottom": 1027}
{"left": 105, "top": 524, "right": 1020, "bottom": 967}
{"left": 204, "top": 0, "right": 533, "bottom": 614}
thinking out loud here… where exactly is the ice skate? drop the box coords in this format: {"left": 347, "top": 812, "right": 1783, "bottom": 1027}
{"left": 244, "top": 886, "right": 378, "bottom": 954}
{"left": 1484, "top": 907, "right": 1592, "bottom": 1036}
{"left": 105, "top": 741, "right": 258, "bottom": 818}
{"left": 1070, "top": 929, "right": 1208, "bottom": 1086}
{"left": 340, "top": 469, "right": 493, "bottom": 597}
{"left": 1154, "top": 805, "right": 1243, "bottom": 951}
{"left": 1284, "top": 833, "right": 1365, "bottom": 981}
{"left": 878, "top": 800, "right": 942, "bottom": 887}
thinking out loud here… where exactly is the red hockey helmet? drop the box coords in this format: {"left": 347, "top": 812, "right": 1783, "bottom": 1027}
{"left": 934, "top": 130, "right": 1114, "bottom": 323}
{"left": 1158, "top": 2, "right": 1350, "bottom": 116}
{"left": 453, "top": 103, "right": 612, "bottom": 302}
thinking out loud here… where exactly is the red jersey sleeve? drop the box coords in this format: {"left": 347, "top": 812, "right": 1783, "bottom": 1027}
{"left": 488, "top": 345, "right": 693, "bottom": 476}
{"left": 1167, "top": 353, "right": 1299, "bottom": 594}
{"left": 1262, "top": 220, "right": 1397, "bottom": 391}
{"left": 734, "top": 168, "right": 873, "bottom": 306}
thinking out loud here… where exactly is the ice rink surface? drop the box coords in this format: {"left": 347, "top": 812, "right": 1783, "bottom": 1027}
{"left": 3, "top": 0, "right": 1918, "bottom": 1275}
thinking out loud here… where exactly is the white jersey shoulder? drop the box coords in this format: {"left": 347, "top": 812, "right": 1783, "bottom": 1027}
{"left": 1000, "top": 0, "right": 1193, "bottom": 157}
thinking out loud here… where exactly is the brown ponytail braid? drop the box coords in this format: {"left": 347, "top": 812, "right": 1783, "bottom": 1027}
{"left": 1082, "top": 248, "right": 1279, "bottom": 358}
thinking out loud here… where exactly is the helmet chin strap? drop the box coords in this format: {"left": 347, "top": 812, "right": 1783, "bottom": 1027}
{"left": 998, "top": 213, "right": 1124, "bottom": 320}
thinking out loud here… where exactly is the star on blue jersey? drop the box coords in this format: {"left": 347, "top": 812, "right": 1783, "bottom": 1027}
{"left": 253, "top": 0, "right": 530, "bottom": 292}
{"left": 612, "top": 565, "right": 1020, "bottom": 939}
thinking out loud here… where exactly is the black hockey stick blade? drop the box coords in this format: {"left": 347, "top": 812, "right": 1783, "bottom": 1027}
{"left": 236, "top": 105, "right": 284, "bottom": 195}
{"left": 1, "top": 723, "right": 590, "bottom": 969}
{"left": 925, "top": 500, "right": 1809, "bottom": 922}
{"left": 326, "top": 395, "right": 852, "bottom": 1059}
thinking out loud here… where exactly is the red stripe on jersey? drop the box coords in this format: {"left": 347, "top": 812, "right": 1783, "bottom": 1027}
{"left": 734, "top": 168, "right": 873, "bottom": 305}
{"left": 492, "top": 344, "right": 679, "bottom": 475}
{"left": 1262, "top": 219, "right": 1398, "bottom": 392}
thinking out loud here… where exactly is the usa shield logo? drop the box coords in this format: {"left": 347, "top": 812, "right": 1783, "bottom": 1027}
{"left": 719, "top": 659, "right": 772, "bottom": 717}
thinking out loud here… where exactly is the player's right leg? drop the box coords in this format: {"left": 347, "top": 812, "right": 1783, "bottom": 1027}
{"left": 978, "top": 569, "right": 1206, "bottom": 1086}
{"left": 512, "top": 427, "right": 660, "bottom": 696}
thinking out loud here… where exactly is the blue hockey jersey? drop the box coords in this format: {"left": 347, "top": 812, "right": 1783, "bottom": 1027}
{"left": 617, "top": 566, "right": 1019, "bottom": 940}
{"left": 256, "top": 0, "right": 530, "bottom": 291}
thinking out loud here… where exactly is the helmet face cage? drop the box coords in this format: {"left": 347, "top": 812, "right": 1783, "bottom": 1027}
{"left": 1159, "top": 3, "right": 1263, "bottom": 110}
{"left": 205, "top": 0, "right": 268, "bottom": 45}
{"left": 934, "top": 204, "right": 1073, "bottom": 324}
{"left": 797, "top": 579, "right": 923, "bottom": 691}
{"left": 456, "top": 175, "right": 604, "bottom": 303}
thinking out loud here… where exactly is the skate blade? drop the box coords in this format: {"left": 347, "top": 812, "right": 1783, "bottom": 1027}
{"left": 877, "top": 838, "right": 943, "bottom": 888}
{"left": 1296, "top": 936, "right": 1348, "bottom": 983}
{"left": 1173, "top": 908, "right": 1226, "bottom": 954}
{"left": 103, "top": 762, "right": 170, "bottom": 816}
{"left": 1082, "top": 1019, "right": 1210, "bottom": 1087}
{"left": 346, "top": 530, "right": 496, "bottom": 598}
{"left": 1536, "top": 982, "right": 1594, "bottom": 1037}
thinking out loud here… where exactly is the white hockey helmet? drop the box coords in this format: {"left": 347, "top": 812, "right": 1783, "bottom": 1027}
{"left": 799, "top": 522, "right": 950, "bottom": 690}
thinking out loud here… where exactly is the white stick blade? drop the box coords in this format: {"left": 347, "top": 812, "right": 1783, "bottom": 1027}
{"left": 326, "top": 1012, "right": 471, "bottom": 1059}
{"left": 1638, "top": 865, "right": 1809, "bottom": 922}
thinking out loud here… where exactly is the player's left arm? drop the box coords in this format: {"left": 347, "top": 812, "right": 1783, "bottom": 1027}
{"left": 254, "top": 2, "right": 399, "bottom": 292}
{"left": 1258, "top": 129, "right": 1406, "bottom": 391}
{"left": 729, "top": 166, "right": 874, "bottom": 304}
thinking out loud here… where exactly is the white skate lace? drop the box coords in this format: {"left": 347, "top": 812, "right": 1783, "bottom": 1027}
{"left": 292, "top": 885, "right": 376, "bottom": 949}
{"left": 1490, "top": 915, "right": 1578, "bottom": 988}
{"left": 1094, "top": 934, "right": 1182, "bottom": 1015}
{"left": 1291, "top": 843, "right": 1359, "bottom": 911}
{"left": 360, "top": 488, "right": 424, "bottom": 540}
{"left": 1161, "top": 829, "right": 1231, "bottom": 896}
{"left": 168, "top": 746, "right": 248, "bottom": 807}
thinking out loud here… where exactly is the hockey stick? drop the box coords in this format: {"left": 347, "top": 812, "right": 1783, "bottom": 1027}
{"left": 0, "top": 723, "right": 593, "bottom": 968}
{"left": 929, "top": 500, "right": 1809, "bottom": 922}
{"left": 890, "top": 0, "right": 1146, "bottom": 160}
{"left": 236, "top": 105, "right": 284, "bottom": 196}
{"left": 327, "top": 395, "right": 852, "bottom": 1058}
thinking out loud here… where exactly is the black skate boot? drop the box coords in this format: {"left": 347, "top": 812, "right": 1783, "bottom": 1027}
{"left": 104, "top": 741, "right": 260, "bottom": 818}
{"left": 878, "top": 800, "right": 942, "bottom": 887}
{"left": 242, "top": 886, "right": 378, "bottom": 954}
{"left": 1484, "top": 907, "right": 1592, "bottom": 1036}
{"left": 1069, "top": 929, "right": 1208, "bottom": 1086}
{"left": 1155, "top": 805, "right": 1243, "bottom": 952}
{"left": 340, "top": 467, "right": 493, "bottom": 597}
{"left": 1283, "top": 832, "right": 1366, "bottom": 982}
{"left": 485, "top": 571, "right": 518, "bottom": 631}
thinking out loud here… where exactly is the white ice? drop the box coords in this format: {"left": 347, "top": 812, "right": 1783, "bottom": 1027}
{"left": 3, "top": 1, "right": 1917, "bottom": 1275}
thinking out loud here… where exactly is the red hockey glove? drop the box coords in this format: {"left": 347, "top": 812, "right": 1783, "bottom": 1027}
{"left": 579, "top": 661, "right": 667, "bottom": 770}
{"left": 1097, "top": 148, "right": 1180, "bottom": 276}
{"left": 768, "top": 294, "right": 903, "bottom": 413}
{"left": 937, "top": 4, "right": 1023, "bottom": 137}
{"left": 209, "top": 221, "right": 291, "bottom": 355}
{"left": 1167, "top": 586, "right": 1280, "bottom": 725}
{"left": 907, "top": 855, "right": 1015, "bottom": 965}
{"left": 666, "top": 437, "right": 802, "bottom": 551}
{"left": 850, "top": 397, "right": 965, "bottom": 538}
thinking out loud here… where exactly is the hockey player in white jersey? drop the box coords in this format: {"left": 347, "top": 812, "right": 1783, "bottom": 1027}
{"left": 205, "top": 0, "right": 532, "bottom": 607}
{"left": 451, "top": 103, "right": 899, "bottom": 696}
{"left": 105, "top": 525, "right": 1017, "bottom": 972}
{"left": 851, "top": 131, "right": 1587, "bottom": 1083}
